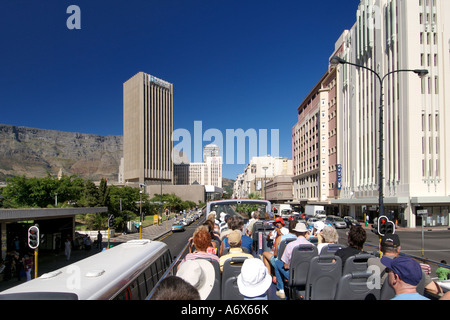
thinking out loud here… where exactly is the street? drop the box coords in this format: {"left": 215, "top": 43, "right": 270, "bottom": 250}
{"left": 337, "top": 227, "right": 450, "bottom": 275}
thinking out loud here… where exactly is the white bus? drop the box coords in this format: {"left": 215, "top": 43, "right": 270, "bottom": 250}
{"left": 0, "top": 239, "right": 172, "bottom": 300}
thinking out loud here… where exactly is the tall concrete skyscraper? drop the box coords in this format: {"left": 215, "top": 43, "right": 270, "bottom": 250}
{"left": 123, "top": 72, "right": 174, "bottom": 185}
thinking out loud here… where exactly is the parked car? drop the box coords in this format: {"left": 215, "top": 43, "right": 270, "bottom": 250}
{"left": 324, "top": 215, "right": 347, "bottom": 229}
{"left": 343, "top": 216, "right": 361, "bottom": 228}
{"left": 171, "top": 222, "right": 185, "bottom": 232}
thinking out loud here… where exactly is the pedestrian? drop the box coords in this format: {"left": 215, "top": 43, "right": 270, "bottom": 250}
{"left": 381, "top": 256, "right": 430, "bottom": 300}
{"left": 65, "top": 237, "right": 71, "bottom": 261}
{"left": 96, "top": 231, "right": 103, "bottom": 250}
{"left": 237, "top": 258, "right": 272, "bottom": 300}
{"left": 83, "top": 235, "right": 92, "bottom": 251}
{"left": 12, "top": 251, "right": 23, "bottom": 282}
{"left": 23, "top": 254, "right": 33, "bottom": 281}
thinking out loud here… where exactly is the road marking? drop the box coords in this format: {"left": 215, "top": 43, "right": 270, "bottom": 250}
{"left": 158, "top": 232, "right": 173, "bottom": 241}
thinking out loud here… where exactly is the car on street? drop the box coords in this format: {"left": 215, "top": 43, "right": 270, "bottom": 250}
{"left": 343, "top": 216, "right": 361, "bottom": 228}
{"left": 171, "top": 222, "right": 185, "bottom": 232}
{"left": 306, "top": 217, "right": 322, "bottom": 228}
{"left": 324, "top": 215, "right": 347, "bottom": 229}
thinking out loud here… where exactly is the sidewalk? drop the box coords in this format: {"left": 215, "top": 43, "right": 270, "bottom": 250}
{"left": 0, "top": 220, "right": 174, "bottom": 293}
{"left": 362, "top": 224, "right": 450, "bottom": 232}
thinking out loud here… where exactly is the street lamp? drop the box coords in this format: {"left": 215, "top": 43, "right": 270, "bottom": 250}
{"left": 330, "top": 56, "right": 428, "bottom": 218}
{"left": 262, "top": 166, "right": 269, "bottom": 200}
{"left": 139, "top": 183, "right": 146, "bottom": 239}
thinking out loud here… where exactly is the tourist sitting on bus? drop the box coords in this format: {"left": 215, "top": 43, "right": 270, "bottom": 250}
{"left": 246, "top": 210, "right": 261, "bottom": 237}
{"left": 237, "top": 258, "right": 272, "bottom": 300}
{"left": 219, "top": 216, "right": 252, "bottom": 256}
{"left": 219, "top": 231, "right": 253, "bottom": 272}
{"left": 274, "top": 222, "right": 312, "bottom": 299}
{"left": 176, "top": 259, "right": 215, "bottom": 300}
{"left": 381, "top": 256, "right": 430, "bottom": 300}
{"left": 316, "top": 225, "right": 339, "bottom": 254}
{"left": 201, "top": 220, "right": 221, "bottom": 255}
{"left": 334, "top": 225, "right": 367, "bottom": 269}
{"left": 180, "top": 226, "right": 220, "bottom": 270}
{"left": 262, "top": 220, "right": 296, "bottom": 280}
{"left": 368, "top": 233, "right": 443, "bottom": 295}
{"left": 150, "top": 275, "right": 201, "bottom": 300}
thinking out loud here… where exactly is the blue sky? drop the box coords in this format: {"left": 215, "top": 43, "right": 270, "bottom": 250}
{"left": 0, "top": 0, "right": 360, "bottom": 179}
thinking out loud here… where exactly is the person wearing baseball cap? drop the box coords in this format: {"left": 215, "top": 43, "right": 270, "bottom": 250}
{"left": 219, "top": 230, "right": 253, "bottom": 272}
{"left": 367, "top": 233, "right": 401, "bottom": 284}
{"left": 381, "top": 256, "right": 430, "bottom": 300}
{"left": 368, "top": 233, "right": 442, "bottom": 296}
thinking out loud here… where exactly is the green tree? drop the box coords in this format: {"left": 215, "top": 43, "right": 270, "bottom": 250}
{"left": 80, "top": 180, "right": 99, "bottom": 207}
{"left": 98, "top": 178, "right": 109, "bottom": 207}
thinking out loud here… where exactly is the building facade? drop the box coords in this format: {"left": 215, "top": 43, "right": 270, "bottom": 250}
{"left": 174, "top": 144, "right": 223, "bottom": 188}
{"left": 123, "top": 72, "right": 174, "bottom": 185}
{"left": 331, "top": 0, "right": 450, "bottom": 227}
{"left": 292, "top": 68, "right": 338, "bottom": 211}
{"left": 234, "top": 156, "right": 293, "bottom": 199}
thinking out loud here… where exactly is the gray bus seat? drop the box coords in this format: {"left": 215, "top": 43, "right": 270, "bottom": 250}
{"left": 343, "top": 253, "right": 373, "bottom": 275}
{"left": 221, "top": 256, "right": 249, "bottom": 300}
{"left": 305, "top": 255, "right": 342, "bottom": 300}
{"left": 286, "top": 244, "right": 318, "bottom": 300}
{"left": 334, "top": 271, "right": 380, "bottom": 300}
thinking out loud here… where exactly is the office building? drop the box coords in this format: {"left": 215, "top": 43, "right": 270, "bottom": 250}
{"left": 123, "top": 72, "right": 174, "bottom": 185}
{"left": 292, "top": 68, "right": 338, "bottom": 208}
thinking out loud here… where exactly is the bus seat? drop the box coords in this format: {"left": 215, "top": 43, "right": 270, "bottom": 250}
{"left": 342, "top": 253, "right": 372, "bottom": 275}
{"left": 221, "top": 256, "right": 249, "bottom": 300}
{"left": 277, "top": 238, "right": 296, "bottom": 259}
{"left": 305, "top": 255, "right": 342, "bottom": 300}
{"left": 286, "top": 244, "right": 318, "bottom": 300}
{"left": 319, "top": 243, "right": 344, "bottom": 256}
{"left": 334, "top": 272, "right": 380, "bottom": 300}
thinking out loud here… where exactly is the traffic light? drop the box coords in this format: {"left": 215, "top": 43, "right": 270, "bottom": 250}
{"left": 108, "top": 214, "right": 115, "bottom": 228}
{"left": 28, "top": 225, "right": 40, "bottom": 249}
{"left": 385, "top": 220, "right": 395, "bottom": 234}
{"left": 378, "top": 216, "right": 388, "bottom": 236}
{"left": 377, "top": 216, "right": 395, "bottom": 236}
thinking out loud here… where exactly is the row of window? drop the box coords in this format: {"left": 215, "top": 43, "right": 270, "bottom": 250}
{"left": 114, "top": 250, "right": 172, "bottom": 300}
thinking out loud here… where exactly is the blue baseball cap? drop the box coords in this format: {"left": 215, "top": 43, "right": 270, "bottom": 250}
{"left": 381, "top": 256, "right": 423, "bottom": 286}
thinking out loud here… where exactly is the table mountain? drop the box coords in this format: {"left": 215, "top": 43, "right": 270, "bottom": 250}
{"left": 0, "top": 124, "right": 123, "bottom": 182}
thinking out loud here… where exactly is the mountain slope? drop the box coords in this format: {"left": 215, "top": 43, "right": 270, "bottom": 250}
{"left": 0, "top": 124, "right": 123, "bottom": 182}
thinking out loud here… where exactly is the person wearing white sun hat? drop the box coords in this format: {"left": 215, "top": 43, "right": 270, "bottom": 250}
{"left": 237, "top": 258, "right": 272, "bottom": 300}
{"left": 176, "top": 259, "right": 215, "bottom": 300}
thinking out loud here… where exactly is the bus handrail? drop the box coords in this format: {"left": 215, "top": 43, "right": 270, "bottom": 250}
{"left": 146, "top": 240, "right": 191, "bottom": 300}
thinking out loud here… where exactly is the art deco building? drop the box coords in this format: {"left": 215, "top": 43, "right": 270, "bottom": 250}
{"left": 123, "top": 72, "right": 174, "bottom": 185}
{"left": 331, "top": 0, "right": 450, "bottom": 227}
